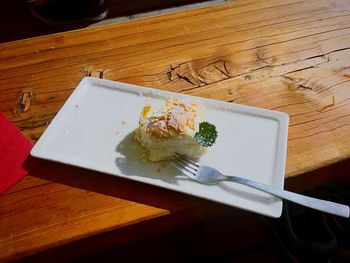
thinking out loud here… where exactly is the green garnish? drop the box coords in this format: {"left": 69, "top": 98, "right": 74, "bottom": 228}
{"left": 195, "top": 121, "right": 218, "bottom": 147}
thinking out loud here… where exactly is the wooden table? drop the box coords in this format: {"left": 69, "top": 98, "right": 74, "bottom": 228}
{"left": 1, "top": 0, "right": 350, "bottom": 260}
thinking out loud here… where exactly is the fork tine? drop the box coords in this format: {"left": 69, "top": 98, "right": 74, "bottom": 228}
{"left": 174, "top": 156, "right": 198, "bottom": 172}
{"left": 170, "top": 160, "right": 196, "bottom": 178}
{"left": 174, "top": 153, "right": 199, "bottom": 169}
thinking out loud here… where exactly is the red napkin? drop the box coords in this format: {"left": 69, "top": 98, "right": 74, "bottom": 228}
{"left": 0, "top": 112, "right": 42, "bottom": 193}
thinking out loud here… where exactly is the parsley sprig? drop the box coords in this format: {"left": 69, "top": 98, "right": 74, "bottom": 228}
{"left": 194, "top": 121, "right": 218, "bottom": 147}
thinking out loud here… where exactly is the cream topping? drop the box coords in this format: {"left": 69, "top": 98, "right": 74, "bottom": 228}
{"left": 140, "top": 99, "right": 199, "bottom": 139}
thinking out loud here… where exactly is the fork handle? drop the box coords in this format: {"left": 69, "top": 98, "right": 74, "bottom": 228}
{"left": 227, "top": 176, "right": 350, "bottom": 218}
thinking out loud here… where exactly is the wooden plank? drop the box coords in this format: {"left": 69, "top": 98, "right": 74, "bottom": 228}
{"left": 0, "top": 0, "right": 207, "bottom": 43}
{"left": 1, "top": 0, "right": 349, "bottom": 177}
{"left": 1, "top": 0, "right": 350, "bottom": 260}
{"left": 0, "top": 161, "right": 206, "bottom": 260}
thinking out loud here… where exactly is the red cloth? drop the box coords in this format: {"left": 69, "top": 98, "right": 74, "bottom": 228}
{"left": 0, "top": 112, "right": 41, "bottom": 193}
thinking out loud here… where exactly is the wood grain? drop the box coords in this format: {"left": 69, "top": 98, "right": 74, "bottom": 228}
{"left": 0, "top": 0, "right": 206, "bottom": 43}
{"left": 1, "top": 0, "right": 350, "bottom": 260}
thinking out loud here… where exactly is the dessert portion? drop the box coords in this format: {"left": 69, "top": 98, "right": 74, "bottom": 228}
{"left": 133, "top": 98, "right": 216, "bottom": 162}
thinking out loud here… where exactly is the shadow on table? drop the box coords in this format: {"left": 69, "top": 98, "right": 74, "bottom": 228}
{"left": 27, "top": 160, "right": 194, "bottom": 211}
{"left": 114, "top": 132, "right": 179, "bottom": 185}
{"left": 26, "top": 130, "right": 277, "bottom": 211}
{"left": 25, "top": 132, "right": 194, "bottom": 211}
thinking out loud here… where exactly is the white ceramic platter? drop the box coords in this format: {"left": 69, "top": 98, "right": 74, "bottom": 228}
{"left": 31, "top": 77, "right": 289, "bottom": 218}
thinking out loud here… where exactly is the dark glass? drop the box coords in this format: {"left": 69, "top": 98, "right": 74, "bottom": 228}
{"left": 29, "top": 0, "right": 108, "bottom": 24}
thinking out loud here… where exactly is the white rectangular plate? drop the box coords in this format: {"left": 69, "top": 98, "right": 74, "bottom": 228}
{"left": 31, "top": 77, "right": 289, "bottom": 218}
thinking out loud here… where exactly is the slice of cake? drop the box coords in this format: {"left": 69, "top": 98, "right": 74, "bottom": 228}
{"left": 133, "top": 98, "right": 216, "bottom": 162}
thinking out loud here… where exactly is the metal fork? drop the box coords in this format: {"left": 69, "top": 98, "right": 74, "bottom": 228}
{"left": 170, "top": 154, "right": 350, "bottom": 218}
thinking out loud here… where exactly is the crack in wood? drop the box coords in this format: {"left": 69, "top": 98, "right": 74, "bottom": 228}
{"left": 283, "top": 65, "right": 316, "bottom": 75}
{"left": 223, "top": 62, "right": 231, "bottom": 77}
{"left": 255, "top": 50, "right": 269, "bottom": 64}
{"left": 305, "top": 47, "right": 350, "bottom": 60}
{"left": 176, "top": 72, "right": 196, "bottom": 86}
{"left": 258, "top": 47, "right": 350, "bottom": 79}
{"left": 196, "top": 73, "right": 208, "bottom": 86}
{"left": 284, "top": 76, "right": 316, "bottom": 92}
{"left": 279, "top": 52, "right": 343, "bottom": 94}
{"left": 166, "top": 46, "right": 349, "bottom": 96}
{"left": 82, "top": 66, "right": 105, "bottom": 79}
{"left": 16, "top": 89, "right": 34, "bottom": 114}
{"left": 281, "top": 75, "right": 313, "bottom": 92}
{"left": 297, "top": 83, "right": 314, "bottom": 91}
{"left": 214, "top": 64, "right": 230, "bottom": 78}
{"left": 167, "top": 60, "right": 233, "bottom": 88}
